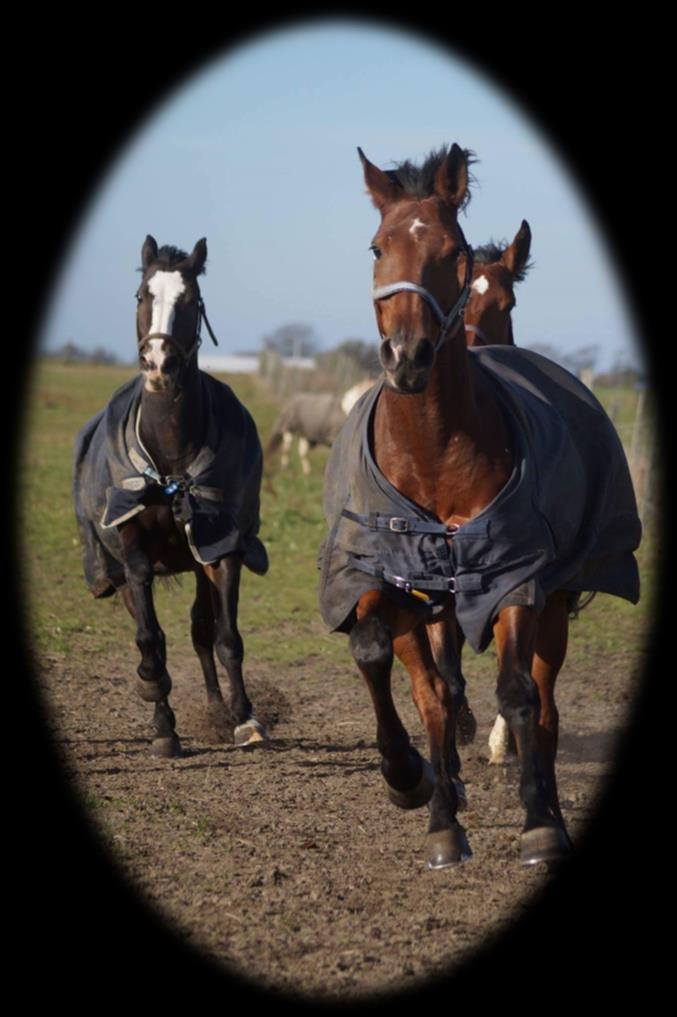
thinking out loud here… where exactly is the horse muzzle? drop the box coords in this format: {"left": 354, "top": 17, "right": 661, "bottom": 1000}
{"left": 380, "top": 336, "right": 435, "bottom": 393}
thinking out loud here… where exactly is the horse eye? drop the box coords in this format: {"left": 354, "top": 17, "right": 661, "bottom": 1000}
{"left": 370, "top": 245, "right": 382, "bottom": 261}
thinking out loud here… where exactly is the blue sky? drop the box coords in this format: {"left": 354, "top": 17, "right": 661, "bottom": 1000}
{"left": 40, "top": 19, "right": 642, "bottom": 371}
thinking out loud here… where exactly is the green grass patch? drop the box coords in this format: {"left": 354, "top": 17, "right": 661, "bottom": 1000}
{"left": 21, "top": 362, "right": 656, "bottom": 679}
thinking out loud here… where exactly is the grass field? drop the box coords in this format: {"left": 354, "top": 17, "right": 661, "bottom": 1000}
{"left": 21, "top": 360, "right": 656, "bottom": 688}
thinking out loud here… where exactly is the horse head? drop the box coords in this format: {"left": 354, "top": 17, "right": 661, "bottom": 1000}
{"left": 135, "top": 235, "right": 207, "bottom": 392}
{"left": 464, "top": 221, "right": 532, "bottom": 347}
{"left": 358, "top": 143, "right": 474, "bottom": 393}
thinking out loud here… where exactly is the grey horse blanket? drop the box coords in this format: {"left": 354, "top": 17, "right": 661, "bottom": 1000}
{"left": 318, "top": 346, "right": 641, "bottom": 653}
{"left": 74, "top": 372, "right": 268, "bottom": 597}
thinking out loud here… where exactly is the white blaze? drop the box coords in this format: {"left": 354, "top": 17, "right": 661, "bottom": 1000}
{"left": 148, "top": 270, "right": 186, "bottom": 337}
{"left": 409, "top": 217, "right": 427, "bottom": 237}
{"left": 472, "top": 274, "right": 490, "bottom": 295}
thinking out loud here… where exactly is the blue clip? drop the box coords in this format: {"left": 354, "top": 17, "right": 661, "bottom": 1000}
{"left": 163, "top": 481, "right": 179, "bottom": 496}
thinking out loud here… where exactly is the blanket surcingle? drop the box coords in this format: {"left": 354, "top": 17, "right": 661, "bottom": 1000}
{"left": 73, "top": 372, "right": 268, "bottom": 597}
{"left": 318, "top": 346, "right": 641, "bottom": 653}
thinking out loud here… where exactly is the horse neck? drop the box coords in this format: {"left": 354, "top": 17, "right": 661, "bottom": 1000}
{"left": 138, "top": 364, "right": 205, "bottom": 476}
{"left": 506, "top": 317, "right": 515, "bottom": 346}
{"left": 373, "top": 335, "right": 512, "bottom": 520}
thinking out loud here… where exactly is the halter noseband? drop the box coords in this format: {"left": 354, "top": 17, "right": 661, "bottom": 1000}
{"left": 371, "top": 224, "right": 474, "bottom": 353}
{"left": 137, "top": 297, "right": 219, "bottom": 363}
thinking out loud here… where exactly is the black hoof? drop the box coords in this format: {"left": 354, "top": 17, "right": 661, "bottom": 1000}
{"left": 521, "top": 826, "right": 571, "bottom": 866}
{"left": 426, "top": 826, "right": 472, "bottom": 869}
{"left": 151, "top": 734, "right": 182, "bottom": 758}
{"left": 457, "top": 698, "right": 477, "bottom": 745}
{"left": 385, "top": 756, "right": 435, "bottom": 810}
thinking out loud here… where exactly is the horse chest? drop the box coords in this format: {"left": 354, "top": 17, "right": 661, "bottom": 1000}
{"left": 133, "top": 502, "right": 194, "bottom": 571}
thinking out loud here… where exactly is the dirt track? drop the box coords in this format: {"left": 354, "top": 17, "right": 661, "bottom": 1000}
{"left": 35, "top": 621, "right": 642, "bottom": 1003}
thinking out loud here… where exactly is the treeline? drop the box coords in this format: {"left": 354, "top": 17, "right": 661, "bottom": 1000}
{"left": 45, "top": 342, "right": 119, "bottom": 365}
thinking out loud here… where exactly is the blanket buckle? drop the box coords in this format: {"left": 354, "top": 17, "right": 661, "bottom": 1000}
{"left": 389, "top": 516, "right": 410, "bottom": 533}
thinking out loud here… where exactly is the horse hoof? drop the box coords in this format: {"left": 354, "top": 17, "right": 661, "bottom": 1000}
{"left": 151, "top": 734, "right": 182, "bottom": 758}
{"left": 453, "top": 777, "right": 467, "bottom": 812}
{"left": 426, "top": 826, "right": 472, "bottom": 869}
{"left": 457, "top": 699, "right": 477, "bottom": 745}
{"left": 234, "top": 718, "right": 270, "bottom": 747}
{"left": 385, "top": 756, "right": 435, "bottom": 810}
{"left": 521, "top": 826, "right": 571, "bottom": 866}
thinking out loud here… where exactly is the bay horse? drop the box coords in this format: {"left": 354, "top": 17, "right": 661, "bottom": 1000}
{"left": 464, "top": 221, "right": 532, "bottom": 347}
{"left": 464, "top": 222, "right": 533, "bottom": 761}
{"left": 73, "top": 236, "right": 270, "bottom": 756}
{"left": 319, "top": 145, "right": 640, "bottom": 869}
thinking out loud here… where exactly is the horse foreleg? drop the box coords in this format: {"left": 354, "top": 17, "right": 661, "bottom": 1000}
{"left": 493, "top": 603, "right": 571, "bottom": 864}
{"left": 119, "top": 533, "right": 181, "bottom": 758}
{"left": 297, "top": 436, "right": 311, "bottom": 476}
{"left": 395, "top": 624, "right": 471, "bottom": 868}
{"left": 203, "top": 555, "right": 269, "bottom": 747}
{"left": 280, "top": 431, "right": 293, "bottom": 469}
{"left": 351, "top": 592, "right": 434, "bottom": 810}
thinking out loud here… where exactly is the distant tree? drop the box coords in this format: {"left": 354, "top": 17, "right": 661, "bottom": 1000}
{"left": 58, "top": 341, "right": 88, "bottom": 362}
{"left": 317, "top": 338, "right": 380, "bottom": 377}
{"left": 262, "top": 323, "right": 319, "bottom": 359}
{"left": 90, "top": 346, "right": 119, "bottom": 365}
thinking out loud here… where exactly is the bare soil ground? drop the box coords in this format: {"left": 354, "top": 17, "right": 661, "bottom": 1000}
{"left": 34, "top": 627, "right": 643, "bottom": 1004}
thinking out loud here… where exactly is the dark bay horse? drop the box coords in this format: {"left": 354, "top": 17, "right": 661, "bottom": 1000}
{"left": 319, "top": 145, "right": 640, "bottom": 869}
{"left": 74, "top": 236, "right": 270, "bottom": 756}
{"left": 464, "top": 221, "right": 532, "bottom": 347}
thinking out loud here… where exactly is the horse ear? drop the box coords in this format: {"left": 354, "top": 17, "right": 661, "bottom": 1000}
{"left": 188, "top": 237, "right": 208, "bottom": 275}
{"left": 434, "top": 144, "right": 469, "bottom": 207}
{"left": 501, "top": 220, "right": 532, "bottom": 279}
{"left": 142, "top": 235, "right": 158, "bottom": 269}
{"left": 358, "top": 147, "right": 402, "bottom": 214}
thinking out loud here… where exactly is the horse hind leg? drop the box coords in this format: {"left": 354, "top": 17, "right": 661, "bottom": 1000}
{"left": 191, "top": 568, "right": 229, "bottom": 727}
{"left": 203, "top": 556, "right": 269, "bottom": 748}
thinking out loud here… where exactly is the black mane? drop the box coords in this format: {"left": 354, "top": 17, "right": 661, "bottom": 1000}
{"left": 387, "top": 145, "right": 476, "bottom": 210}
{"left": 474, "top": 239, "right": 532, "bottom": 282}
{"left": 138, "top": 244, "right": 206, "bottom": 275}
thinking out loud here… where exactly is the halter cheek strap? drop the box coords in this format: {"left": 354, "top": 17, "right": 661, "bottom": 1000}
{"left": 464, "top": 322, "right": 490, "bottom": 346}
{"left": 372, "top": 225, "right": 474, "bottom": 353}
{"left": 137, "top": 297, "right": 219, "bottom": 362}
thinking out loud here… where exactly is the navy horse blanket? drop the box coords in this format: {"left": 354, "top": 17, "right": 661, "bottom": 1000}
{"left": 318, "top": 346, "right": 641, "bottom": 653}
{"left": 74, "top": 372, "right": 268, "bottom": 597}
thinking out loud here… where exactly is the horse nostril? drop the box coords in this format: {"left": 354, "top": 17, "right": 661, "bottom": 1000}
{"left": 380, "top": 339, "right": 400, "bottom": 371}
{"left": 414, "top": 339, "right": 434, "bottom": 370}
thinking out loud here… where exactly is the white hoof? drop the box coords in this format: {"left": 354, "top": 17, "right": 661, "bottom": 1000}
{"left": 488, "top": 714, "right": 511, "bottom": 765}
{"left": 234, "top": 718, "right": 270, "bottom": 747}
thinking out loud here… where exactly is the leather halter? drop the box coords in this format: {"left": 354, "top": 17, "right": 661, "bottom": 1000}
{"left": 371, "top": 224, "right": 474, "bottom": 353}
{"left": 137, "top": 296, "right": 219, "bottom": 363}
{"left": 464, "top": 322, "right": 491, "bottom": 345}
